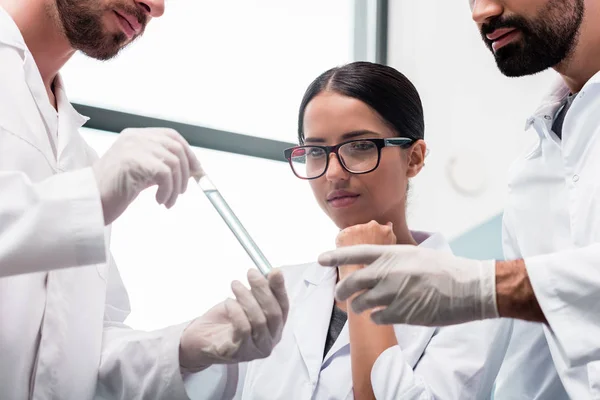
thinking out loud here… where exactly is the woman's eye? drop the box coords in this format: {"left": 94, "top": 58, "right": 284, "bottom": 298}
{"left": 308, "top": 148, "right": 326, "bottom": 158}
{"left": 349, "top": 141, "right": 373, "bottom": 151}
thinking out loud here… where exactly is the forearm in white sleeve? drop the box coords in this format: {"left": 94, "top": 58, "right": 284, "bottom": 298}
{"left": 97, "top": 322, "right": 191, "bottom": 400}
{"left": 525, "top": 243, "right": 600, "bottom": 368}
{"left": 0, "top": 168, "right": 106, "bottom": 277}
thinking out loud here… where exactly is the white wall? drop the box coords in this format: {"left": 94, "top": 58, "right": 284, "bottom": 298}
{"left": 387, "top": 1, "right": 556, "bottom": 238}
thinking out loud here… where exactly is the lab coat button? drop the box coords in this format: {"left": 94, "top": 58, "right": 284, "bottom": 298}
{"left": 544, "top": 115, "right": 552, "bottom": 120}
{"left": 573, "top": 175, "right": 580, "bottom": 182}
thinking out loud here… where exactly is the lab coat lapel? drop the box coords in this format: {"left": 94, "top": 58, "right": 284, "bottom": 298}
{"left": 394, "top": 325, "right": 437, "bottom": 368}
{"left": 292, "top": 264, "right": 337, "bottom": 386}
{"left": 54, "top": 76, "right": 90, "bottom": 169}
{"left": 0, "top": 12, "right": 58, "bottom": 164}
{"left": 320, "top": 313, "right": 436, "bottom": 369}
{"left": 322, "top": 320, "right": 349, "bottom": 365}
{"left": 22, "top": 50, "right": 59, "bottom": 159}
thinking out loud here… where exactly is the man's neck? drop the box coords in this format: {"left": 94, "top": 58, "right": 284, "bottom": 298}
{"left": 1, "top": 0, "right": 75, "bottom": 107}
{"left": 557, "top": 48, "right": 600, "bottom": 94}
{"left": 555, "top": 5, "right": 600, "bottom": 93}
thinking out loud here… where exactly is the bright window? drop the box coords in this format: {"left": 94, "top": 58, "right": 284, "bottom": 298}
{"left": 63, "top": 1, "right": 355, "bottom": 142}
{"left": 82, "top": 128, "right": 338, "bottom": 330}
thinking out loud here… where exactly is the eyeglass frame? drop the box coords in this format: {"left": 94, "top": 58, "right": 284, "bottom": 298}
{"left": 283, "top": 137, "right": 415, "bottom": 180}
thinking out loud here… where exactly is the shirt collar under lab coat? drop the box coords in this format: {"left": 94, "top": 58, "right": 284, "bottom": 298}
{"left": 525, "top": 70, "right": 600, "bottom": 132}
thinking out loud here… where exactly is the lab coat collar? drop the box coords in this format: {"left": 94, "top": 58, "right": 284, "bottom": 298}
{"left": 524, "top": 70, "right": 600, "bottom": 131}
{"left": 54, "top": 76, "right": 90, "bottom": 165}
{"left": 54, "top": 76, "right": 90, "bottom": 129}
{"left": 0, "top": 6, "right": 89, "bottom": 164}
{"left": 0, "top": 6, "right": 88, "bottom": 125}
{"left": 0, "top": 6, "right": 27, "bottom": 53}
{"left": 302, "top": 255, "right": 336, "bottom": 285}
{"left": 413, "top": 230, "right": 451, "bottom": 252}
{"left": 525, "top": 76, "right": 570, "bottom": 132}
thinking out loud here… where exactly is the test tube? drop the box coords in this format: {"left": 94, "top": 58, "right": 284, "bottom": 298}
{"left": 197, "top": 175, "right": 273, "bottom": 276}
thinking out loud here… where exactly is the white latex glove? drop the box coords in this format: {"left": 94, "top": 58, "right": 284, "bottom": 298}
{"left": 179, "top": 269, "right": 289, "bottom": 372}
{"left": 92, "top": 128, "right": 204, "bottom": 225}
{"left": 318, "top": 245, "right": 499, "bottom": 326}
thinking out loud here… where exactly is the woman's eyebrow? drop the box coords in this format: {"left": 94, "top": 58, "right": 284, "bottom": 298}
{"left": 304, "top": 130, "right": 381, "bottom": 143}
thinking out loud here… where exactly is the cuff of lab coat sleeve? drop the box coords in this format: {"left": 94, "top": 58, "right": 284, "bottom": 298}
{"left": 160, "top": 322, "right": 193, "bottom": 400}
{"left": 39, "top": 167, "right": 106, "bottom": 267}
{"left": 525, "top": 254, "right": 597, "bottom": 368}
{"left": 371, "top": 345, "right": 414, "bottom": 400}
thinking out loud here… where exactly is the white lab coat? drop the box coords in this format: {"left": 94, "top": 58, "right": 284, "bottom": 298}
{"left": 0, "top": 8, "right": 190, "bottom": 400}
{"left": 186, "top": 232, "right": 512, "bottom": 399}
{"left": 495, "top": 71, "right": 600, "bottom": 399}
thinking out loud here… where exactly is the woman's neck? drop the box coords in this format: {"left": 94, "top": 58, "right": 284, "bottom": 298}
{"left": 382, "top": 208, "right": 417, "bottom": 246}
{"left": 392, "top": 220, "right": 417, "bottom": 246}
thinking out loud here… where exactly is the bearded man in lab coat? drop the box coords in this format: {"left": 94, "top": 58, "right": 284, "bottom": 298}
{"left": 319, "top": 0, "right": 600, "bottom": 398}
{"left": 0, "top": 0, "right": 289, "bottom": 399}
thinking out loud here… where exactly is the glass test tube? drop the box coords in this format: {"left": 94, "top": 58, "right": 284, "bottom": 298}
{"left": 198, "top": 175, "right": 273, "bottom": 276}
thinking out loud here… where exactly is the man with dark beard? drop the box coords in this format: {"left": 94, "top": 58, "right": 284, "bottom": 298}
{"left": 317, "top": 1, "right": 600, "bottom": 398}
{"left": 0, "top": 0, "right": 289, "bottom": 399}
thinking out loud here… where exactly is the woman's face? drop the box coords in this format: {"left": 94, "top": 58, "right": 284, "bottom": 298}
{"left": 301, "top": 91, "right": 425, "bottom": 229}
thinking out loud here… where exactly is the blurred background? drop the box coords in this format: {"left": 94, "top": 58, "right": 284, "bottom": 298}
{"left": 61, "top": 0, "right": 556, "bottom": 330}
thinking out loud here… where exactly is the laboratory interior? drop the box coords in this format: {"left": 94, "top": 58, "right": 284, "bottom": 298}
{"left": 61, "top": 0, "right": 555, "bottom": 332}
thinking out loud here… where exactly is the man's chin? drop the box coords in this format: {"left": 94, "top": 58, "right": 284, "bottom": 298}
{"left": 73, "top": 33, "right": 128, "bottom": 61}
{"left": 79, "top": 48, "right": 120, "bottom": 61}
{"left": 494, "top": 58, "right": 550, "bottom": 77}
{"left": 492, "top": 44, "right": 556, "bottom": 77}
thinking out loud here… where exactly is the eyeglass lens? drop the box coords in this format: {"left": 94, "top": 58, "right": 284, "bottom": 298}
{"left": 289, "top": 140, "right": 379, "bottom": 179}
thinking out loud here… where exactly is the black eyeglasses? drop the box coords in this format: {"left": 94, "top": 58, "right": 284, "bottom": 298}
{"left": 284, "top": 137, "right": 414, "bottom": 180}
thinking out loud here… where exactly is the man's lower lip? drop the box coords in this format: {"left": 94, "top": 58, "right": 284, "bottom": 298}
{"left": 115, "top": 12, "right": 134, "bottom": 39}
{"left": 492, "top": 30, "right": 520, "bottom": 52}
{"left": 328, "top": 196, "right": 359, "bottom": 208}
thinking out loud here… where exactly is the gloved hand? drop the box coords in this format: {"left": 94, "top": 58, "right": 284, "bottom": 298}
{"left": 179, "top": 269, "right": 289, "bottom": 372}
{"left": 92, "top": 128, "right": 204, "bottom": 225}
{"left": 318, "top": 245, "right": 498, "bottom": 326}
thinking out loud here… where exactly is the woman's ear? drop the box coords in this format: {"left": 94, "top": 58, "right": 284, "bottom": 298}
{"left": 406, "top": 140, "right": 426, "bottom": 178}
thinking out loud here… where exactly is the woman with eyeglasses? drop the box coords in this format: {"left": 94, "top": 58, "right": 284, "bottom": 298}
{"left": 187, "top": 62, "right": 511, "bottom": 399}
